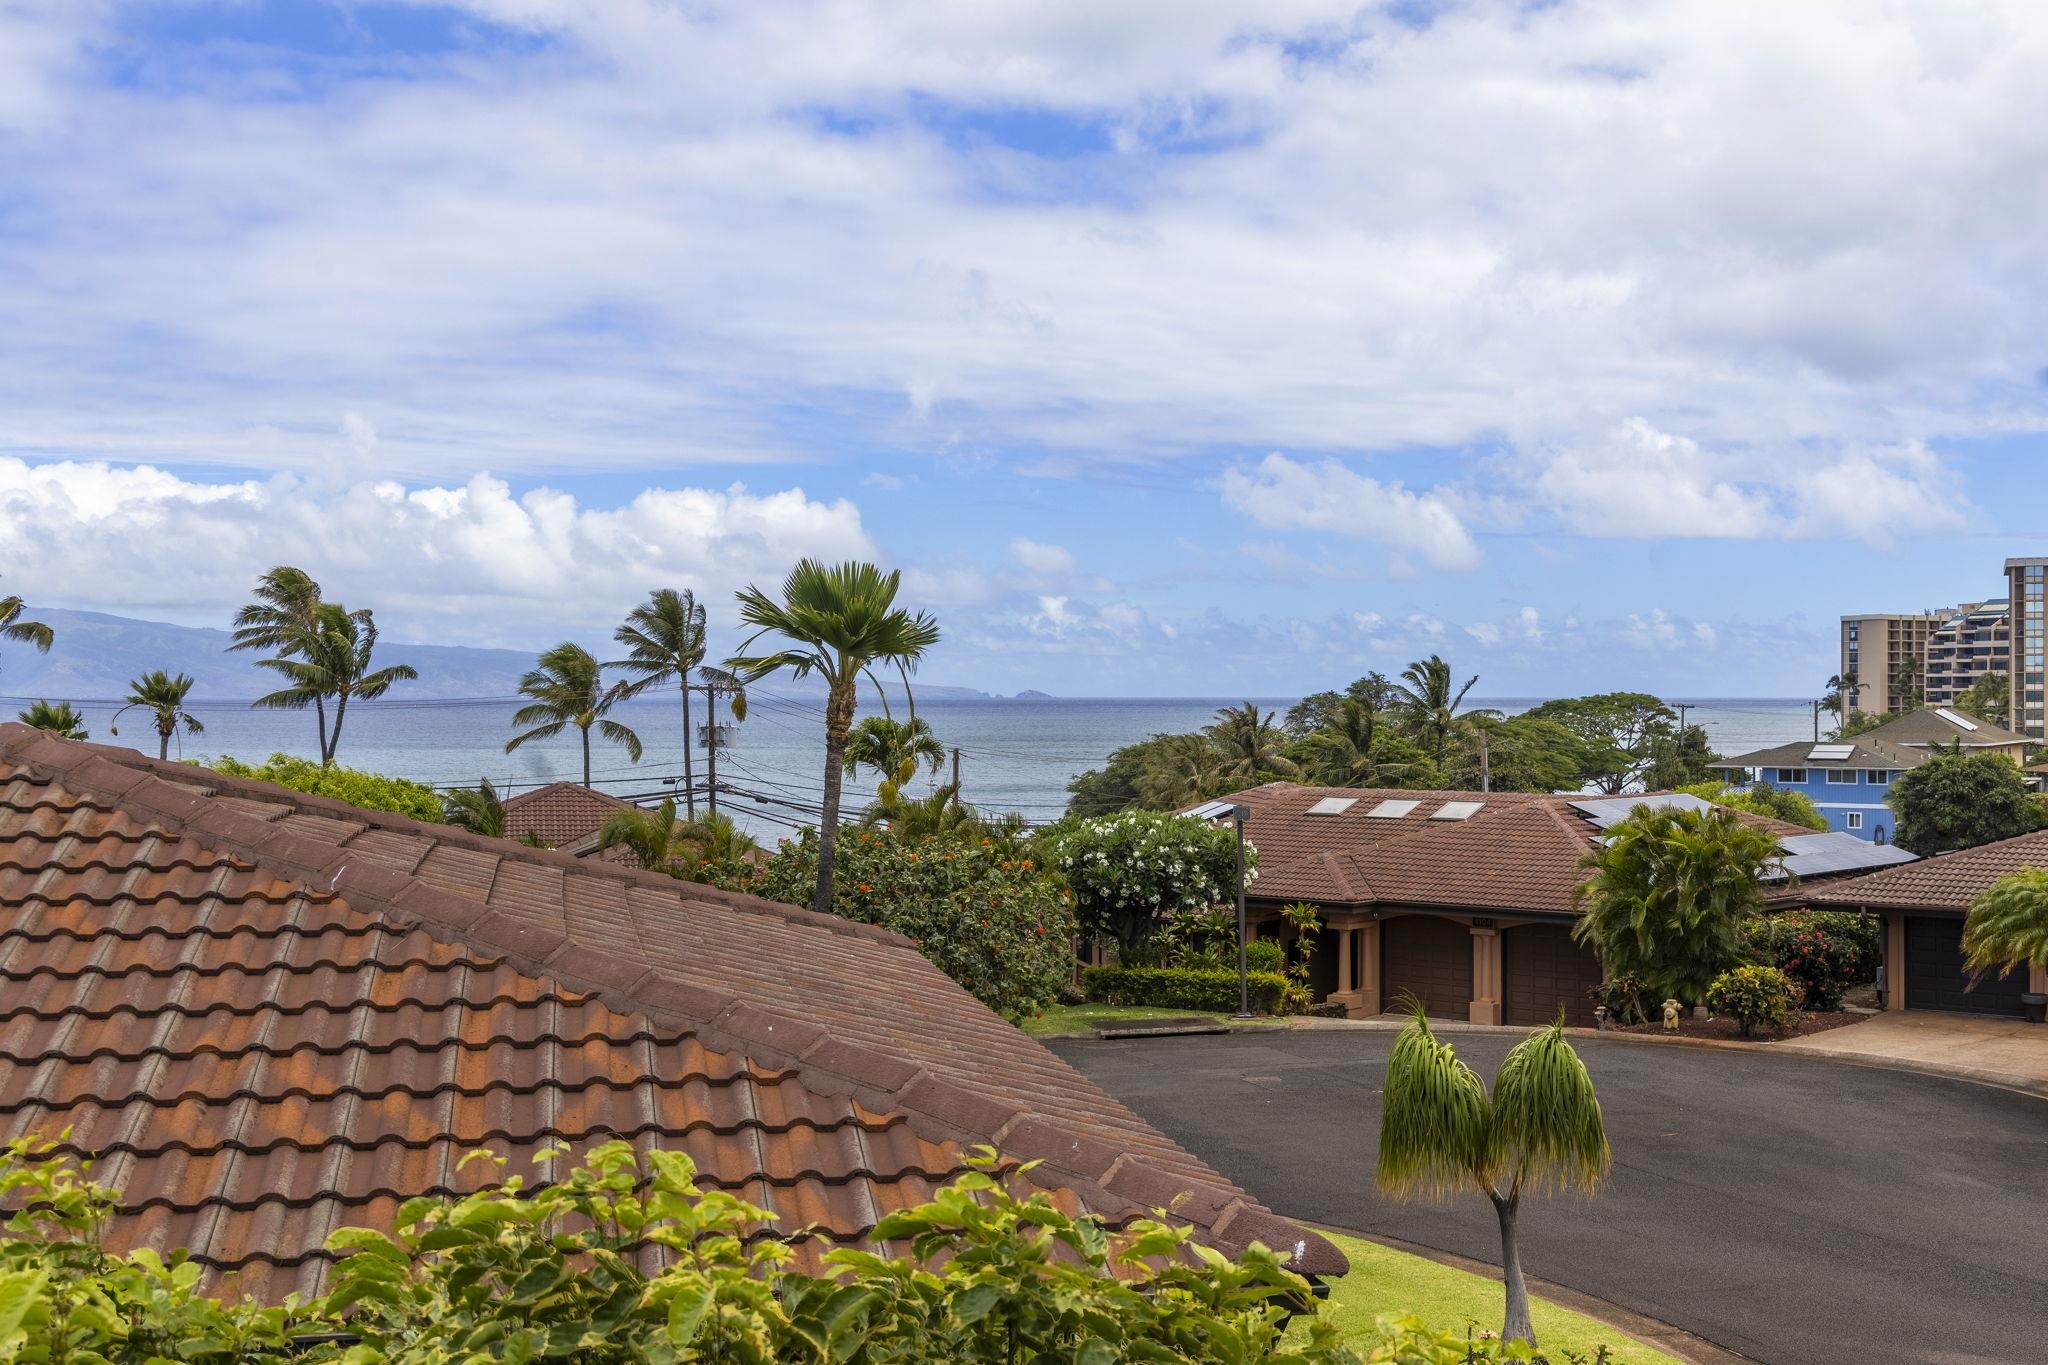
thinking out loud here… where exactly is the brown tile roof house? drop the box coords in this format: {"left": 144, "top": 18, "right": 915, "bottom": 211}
{"left": 0, "top": 726, "right": 1341, "bottom": 1301}
{"left": 1805, "top": 826, "right": 2048, "bottom": 913}
{"left": 501, "top": 780, "right": 638, "bottom": 852}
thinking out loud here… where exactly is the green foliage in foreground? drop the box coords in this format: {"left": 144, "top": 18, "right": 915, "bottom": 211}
{"left": 206, "top": 752, "right": 444, "bottom": 822}
{"left": 1963, "top": 867, "right": 2048, "bottom": 979}
{"left": 1705, "top": 965, "right": 1797, "bottom": 1037}
{"left": 1082, "top": 964, "right": 1290, "bottom": 1014}
{"left": 1, "top": 1135, "right": 1373, "bottom": 1364}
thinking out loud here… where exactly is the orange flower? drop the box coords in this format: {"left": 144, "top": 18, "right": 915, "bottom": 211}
{"left": 859, "top": 882, "right": 872, "bottom": 893}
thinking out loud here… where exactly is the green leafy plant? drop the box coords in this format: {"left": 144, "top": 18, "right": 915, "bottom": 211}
{"left": 1962, "top": 867, "right": 2048, "bottom": 984}
{"left": 1279, "top": 901, "right": 1324, "bottom": 1013}
{"left": 207, "top": 752, "right": 443, "bottom": 822}
{"left": 1677, "top": 780, "right": 1827, "bottom": 832}
{"left": 1745, "top": 910, "right": 1877, "bottom": 1009}
{"left": 1039, "top": 809, "right": 1252, "bottom": 963}
{"left": 440, "top": 776, "right": 508, "bottom": 836}
{"left": 1376, "top": 1007, "right": 1610, "bottom": 1348}
{"left": 1705, "top": 965, "right": 1797, "bottom": 1037}
{"left": 1888, "top": 749, "right": 2046, "bottom": 855}
{"left": 1082, "top": 964, "right": 1289, "bottom": 1014}
{"left": 16, "top": 700, "right": 86, "bottom": 740}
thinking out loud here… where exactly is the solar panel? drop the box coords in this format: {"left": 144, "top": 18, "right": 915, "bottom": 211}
{"left": 1430, "top": 800, "right": 1484, "bottom": 820}
{"left": 1365, "top": 799, "right": 1421, "bottom": 819}
{"left": 1934, "top": 707, "right": 1979, "bottom": 732}
{"left": 1808, "top": 744, "right": 1855, "bottom": 761}
{"left": 1772, "top": 832, "right": 1919, "bottom": 880}
{"left": 1567, "top": 793, "right": 1713, "bottom": 828}
{"left": 1185, "top": 800, "right": 1237, "bottom": 821}
{"left": 1306, "top": 796, "right": 1358, "bottom": 816}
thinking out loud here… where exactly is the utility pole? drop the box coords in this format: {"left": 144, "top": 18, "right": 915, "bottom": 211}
{"left": 1811, "top": 699, "right": 1822, "bottom": 742}
{"left": 702, "top": 684, "right": 720, "bottom": 817}
{"left": 1478, "top": 730, "right": 1490, "bottom": 793}
{"left": 950, "top": 746, "right": 962, "bottom": 812}
{"left": 1674, "top": 702, "right": 1692, "bottom": 737}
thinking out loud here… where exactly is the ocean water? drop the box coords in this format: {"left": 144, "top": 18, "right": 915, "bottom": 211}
{"left": 13, "top": 692, "right": 1821, "bottom": 838}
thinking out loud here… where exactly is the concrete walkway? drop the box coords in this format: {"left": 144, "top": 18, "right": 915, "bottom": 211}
{"left": 1776, "top": 1009, "right": 2048, "bottom": 1095}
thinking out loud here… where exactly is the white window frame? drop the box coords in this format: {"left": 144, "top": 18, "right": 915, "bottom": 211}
{"left": 1775, "top": 768, "right": 1808, "bottom": 784}
{"left": 1845, "top": 811, "right": 1864, "bottom": 830}
{"left": 1825, "top": 769, "right": 1857, "bottom": 784}
{"left": 1863, "top": 770, "right": 1891, "bottom": 785}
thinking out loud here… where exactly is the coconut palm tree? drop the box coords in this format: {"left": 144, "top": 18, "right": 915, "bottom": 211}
{"left": 595, "top": 796, "right": 687, "bottom": 871}
{"left": 843, "top": 714, "right": 946, "bottom": 790}
{"left": 506, "top": 642, "right": 642, "bottom": 787}
{"left": 1393, "top": 654, "right": 1480, "bottom": 763}
{"left": 1962, "top": 867, "right": 2048, "bottom": 986}
{"left": 230, "top": 567, "right": 331, "bottom": 753}
{"left": 111, "top": 671, "right": 204, "bottom": 760}
{"left": 1204, "top": 701, "right": 1298, "bottom": 782}
{"left": 673, "top": 811, "right": 760, "bottom": 875}
{"left": 1823, "top": 669, "right": 1861, "bottom": 725}
{"left": 1378, "top": 1006, "right": 1610, "bottom": 1347}
{"left": 250, "top": 604, "right": 418, "bottom": 765}
{"left": 1134, "top": 732, "right": 1229, "bottom": 810}
{"left": 441, "top": 777, "right": 508, "bottom": 838}
{"left": 0, "top": 584, "right": 53, "bottom": 672}
{"left": 726, "top": 560, "right": 940, "bottom": 916}
{"left": 610, "top": 588, "right": 709, "bottom": 819}
{"left": 1296, "top": 695, "right": 1414, "bottom": 787}
{"left": 18, "top": 699, "right": 87, "bottom": 739}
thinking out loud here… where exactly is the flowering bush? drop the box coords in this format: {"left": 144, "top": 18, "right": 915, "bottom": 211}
{"left": 704, "top": 824, "right": 1077, "bottom": 1019}
{"left": 1746, "top": 911, "right": 1879, "bottom": 1009}
{"left": 1037, "top": 810, "right": 1254, "bottom": 963}
{"left": 1705, "top": 964, "right": 1798, "bottom": 1037}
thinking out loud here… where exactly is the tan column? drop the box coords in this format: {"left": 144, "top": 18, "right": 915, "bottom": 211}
{"left": 1468, "top": 924, "right": 1502, "bottom": 1026}
{"left": 1885, "top": 913, "right": 1907, "bottom": 1011}
{"left": 1336, "top": 925, "right": 1354, "bottom": 995}
{"left": 2031, "top": 961, "right": 2047, "bottom": 996}
{"left": 1358, "top": 919, "right": 1382, "bottom": 1017}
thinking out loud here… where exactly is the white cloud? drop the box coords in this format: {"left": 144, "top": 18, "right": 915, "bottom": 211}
{"left": 0, "top": 459, "right": 872, "bottom": 644}
{"left": 1219, "top": 455, "right": 1482, "bottom": 570}
{"left": 1009, "top": 537, "right": 1076, "bottom": 574}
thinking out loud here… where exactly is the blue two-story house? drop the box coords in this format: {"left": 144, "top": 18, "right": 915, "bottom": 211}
{"left": 1709, "top": 707, "right": 2035, "bottom": 843}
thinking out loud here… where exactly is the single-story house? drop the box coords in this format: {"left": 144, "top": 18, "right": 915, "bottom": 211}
{"left": 1211, "top": 785, "right": 1914, "bottom": 1028}
{"left": 1710, "top": 707, "right": 2034, "bottom": 843}
{"left": 1805, "top": 827, "right": 2048, "bottom": 1017}
{"left": 0, "top": 725, "right": 1341, "bottom": 1297}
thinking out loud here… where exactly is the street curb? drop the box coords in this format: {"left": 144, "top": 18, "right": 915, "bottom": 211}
{"left": 1307, "top": 1223, "right": 1755, "bottom": 1365}
{"left": 1282, "top": 1016, "right": 2048, "bottom": 1099}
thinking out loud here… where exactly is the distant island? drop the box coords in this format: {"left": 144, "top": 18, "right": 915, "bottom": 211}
{"left": 1013, "top": 689, "right": 1056, "bottom": 700}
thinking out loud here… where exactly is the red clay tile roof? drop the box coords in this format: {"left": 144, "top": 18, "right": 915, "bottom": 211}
{"left": 1805, "top": 826, "right": 2048, "bottom": 913}
{"left": 1229, "top": 784, "right": 1823, "bottom": 915}
{"left": 501, "top": 781, "right": 637, "bottom": 850}
{"left": 0, "top": 726, "right": 1340, "bottom": 1300}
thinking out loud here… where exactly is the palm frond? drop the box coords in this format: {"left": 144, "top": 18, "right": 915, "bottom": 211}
{"left": 1376, "top": 1002, "right": 1493, "bottom": 1200}
{"left": 1490, "top": 1020, "right": 1609, "bottom": 1196}
{"left": 1962, "top": 868, "right": 2048, "bottom": 978}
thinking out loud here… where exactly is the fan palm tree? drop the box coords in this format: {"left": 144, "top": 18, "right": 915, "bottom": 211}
{"left": 18, "top": 699, "right": 87, "bottom": 739}
{"left": 1204, "top": 701, "right": 1298, "bottom": 781}
{"left": 610, "top": 588, "right": 709, "bottom": 819}
{"left": 441, "top": 777, "right": 508, "bottom": 838}
{"left": 1393, "top": 654, "right": 1480, "bottom": 763}
{"left": 505, "top": 642, "right": 642, "bottom": 787}
{"left": 251, "top": 604, "right": 418, "bottom": 765}
{"left": 595, "top": 796, "right": 686, "bottom": 872}
{"left": 1378, "top": 1006, "right": 1610, "bottom": 1347}
{"left": 111, "top": 671, "right": 204, "bottom": 760}
{"left": 230, "top": 567, "right": 330, "bottom": 753}
{"left": 1962, "top": 867, "right": 2048, "bottom": 986}
{"left": 726, "top": 560, "right": 940, "bottom": 916}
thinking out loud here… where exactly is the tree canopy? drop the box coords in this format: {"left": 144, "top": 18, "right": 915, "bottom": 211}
{"left": 1040, "top": 810, "right": 1250, "bottom": 962}
{"left": 1887, "top": 749, "right": 2044, "bottom": 854}
{"left": 1522, "top": 692, "right": 1679, "bottom": 794}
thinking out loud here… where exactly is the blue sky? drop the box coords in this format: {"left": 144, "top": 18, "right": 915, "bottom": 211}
{"left": 0, "top": 1, "right": 2044, "bottom": 696}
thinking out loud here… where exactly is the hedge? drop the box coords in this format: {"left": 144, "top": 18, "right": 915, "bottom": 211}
{"left": 1083, "top": 964, "right": 1288, "bottom": 1014}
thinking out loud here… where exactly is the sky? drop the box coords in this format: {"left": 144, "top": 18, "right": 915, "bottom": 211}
{"left": 0, "top": 0, "right": 2045, "bottom": 697}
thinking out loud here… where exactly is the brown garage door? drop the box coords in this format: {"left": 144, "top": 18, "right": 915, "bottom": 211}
{"left": 1904, "top": 916, "right": 2029, "bottom": 1016}
{"left": 1381, "top": 915, "right": 1472, "bottom": 1019}
{"left": 1503, "top": 924, "right": 1604, "bottom": 1028}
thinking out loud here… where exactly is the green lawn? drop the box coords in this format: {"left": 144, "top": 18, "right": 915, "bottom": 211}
{"left": 1314, "top": 1231, "right": 1688, "bottom": 1365}
{"left": 1016, "top": 1003, "right": 1223, "bottom": 1036}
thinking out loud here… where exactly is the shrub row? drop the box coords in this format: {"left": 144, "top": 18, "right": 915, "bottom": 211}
{"left": 1083, "top": 964, "right": 1288, "bottom": 1014}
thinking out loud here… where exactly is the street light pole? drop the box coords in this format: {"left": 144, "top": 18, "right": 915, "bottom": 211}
{"left": 1232, "top": 803, "right": 1252, "bottom": 1019}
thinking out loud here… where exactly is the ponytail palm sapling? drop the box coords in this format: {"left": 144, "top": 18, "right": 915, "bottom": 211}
{"left": 1378, "top": 1008, "right": 1610, "bottom": 1347}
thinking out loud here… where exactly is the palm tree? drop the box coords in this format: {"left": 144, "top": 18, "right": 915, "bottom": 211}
{"left": 441, "top": 777, "right": 508, "bottom": 838}
{"left": 595, "top": 796, "right": 686, "bottom": 871}
{"left": 1962, "top": 868, "right": 2048, "bottom": 987}
{"left": 1204, "top": 701, "right": 1298, "bottom": 781}
{"left": 610, "top": 588, "right": 709, "bottom": 819}
{"left": 1134, "top": 732, "right": 1229, "bottom": 809}
{"left": 251, "top": 604, "right": 418, "bottom": 764}
{"left": 726, "top": 560, "right": 940, "bottom": 916}
{"left": 843, "top": 714, "right": 946, "bottom": 790}
{"left": 1378, "top": 1006, "right": 1610, "bottom": 1346}
{"left": 230, "top": 567, "right": 330, "bottom": 753}
{"left": 0, "top": 584, "right": 53, "bottom": 674}
{"left": 18, "top": 699, "right": 87, "bottom": 739}
{"left": 673, "top": 810, "right": 761, "bottom": 873}
{"left": 1296, "top": 696, "right": 1411, "bottom": 787}
{"left": 1823, "top": 669, "right": 1861, "bottom": 725}
{"left": 111, "top": 671, "right": 204, "bottom": 760}
{"left": 506, "top": 642, "right": 642, "bottom": 787}
{"left": 1393, "top": 654, "right": 1480, "bottom": 763}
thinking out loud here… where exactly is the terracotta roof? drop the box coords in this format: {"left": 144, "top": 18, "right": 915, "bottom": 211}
{"left": 0, "top": 726, "right": 1340, "bottom": 1299}
{"left": 1806, "top": 826, "right": 2048, "bottom": 913}
{"left": 1226, "top": 785, "right": 1834, "bottom": 915}
{"left": 502, "top": 781, "right": 638, "bottom": 851}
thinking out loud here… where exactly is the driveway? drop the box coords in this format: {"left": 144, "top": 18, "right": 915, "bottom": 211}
{"left": 1051, "top": 1031, "right": 2048, "bottom": 1365}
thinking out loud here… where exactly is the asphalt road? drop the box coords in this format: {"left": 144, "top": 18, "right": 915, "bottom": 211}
{"left": 1050, "top": 1031, "right": 2048, "bottom": 1365}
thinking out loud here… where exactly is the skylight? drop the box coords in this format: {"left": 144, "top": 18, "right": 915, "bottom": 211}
{"left": 1365, "top": 799, "right": 1421, "bottom": 819}
{"left": 1430, "top": 800, "right": 1484, "bottom": 820}
{"left": 1305, "top": 796, "right": 1358, "bottom": 816}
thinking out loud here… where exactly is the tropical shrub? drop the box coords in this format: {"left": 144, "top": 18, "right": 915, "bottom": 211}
{"left": 1678, "top": 780, "right": 1827, "bottom": 832}
{"left": 1888, "top": 750, "right": 2046, "bottom": 854}
{"left": 1962, "top": 867, "right": 2048, "bottom": 981}
{"left": 1572, "top": 805, "right": 1786, "bottom": 1004}
{"left": 709, "top": 824, "right": 1077, "bottom": 1019}
{"left": 206, "top": 752, "right": 442, "bottom": 822}
{"left": 1038, "top": 810, "right": 1252, "bottom": 962}
{"left": 1705, "top": 965, "right": 1797, "bottom": 1037}
{"left": 1745, "top": 910, "right": 1878, "bottom": 1008}
{"left": 1082, "top": 964, "right": 1289, "bottom": 1014}
{"left": 0, "top": 1137, "right": 1367, "bottom": 1364}
{"left": 1353, "top": 1314, "right": 1550, "bottom": 1362}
